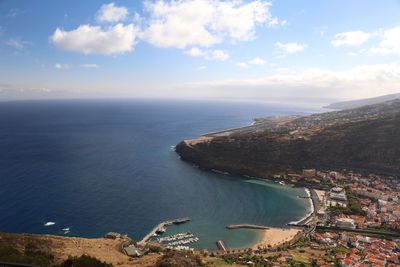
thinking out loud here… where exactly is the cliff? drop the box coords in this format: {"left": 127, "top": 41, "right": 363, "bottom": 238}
{"left": 176, "top": 100, "right": 400, "bottom": 177}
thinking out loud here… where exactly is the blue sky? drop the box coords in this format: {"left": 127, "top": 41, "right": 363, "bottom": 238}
{"left": 0, "top": 0, "right": 400, "bottom": 105}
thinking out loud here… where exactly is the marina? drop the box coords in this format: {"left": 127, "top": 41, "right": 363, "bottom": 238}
{"left": 138, "top": 217, "right": 191, "bottom": 245}
{"left": 153, "top": 232, "right": 200, "bottom": 251}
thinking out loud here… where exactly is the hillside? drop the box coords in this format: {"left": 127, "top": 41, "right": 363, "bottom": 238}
{"left": 325, "top": 93, "right": 400, "bottom": 110}
{"left": 176, "top": 100, "right": 400, "bottom": 177}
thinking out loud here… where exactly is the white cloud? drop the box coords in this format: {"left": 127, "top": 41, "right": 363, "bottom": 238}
{"left": 248, "top": 57, "right": 266, "bottom": 65}
{"left": 50, "top": 23, "right": 139, "bottom": 55}
{"left": 236, "top": 57, "right": 265, "bottom": 68}
{"left": 209, "top": 49, "right": 229, "bottom": 61}
{"left": 184, "top": 47, "right": 207, "bottom": 57}
{"left": 4, "top": 38, "right": 30, "bottom": 49}
{"left": 370, "top": 26, "right": 400, "bottom": 56}
{"left": 54, "top": 63, "right": 71, "bottom": 70}
{"left": 143, "top": 0, "right": 280, "bottom": 49}
{"left": 97, "top": 2, "right": 128, "bottom": 23}
{"left": 198, "top": 65, "right": 207, "bottom": 70}
{"left": 7, "top": 8, "right": 24, "bottom": 18}
{"left": 275, "top": 42, "right": 307, "bottom": 54}
{"left": 184, "top": 47, "right": 229, "bottom": 61}
{"left": 236, "top": 62, "right": 249, "bottom": 68}
{"left": 331, "top": 30, "right": 371, "bottom": 47}
{"left": 80, "top": 64, "right": 100, "bottom": 68}
{"left": 329, "top": 26, "right": 400, "bottom": 56}
{"left": 268, "top": 17, "right": 288, "bottom": 28}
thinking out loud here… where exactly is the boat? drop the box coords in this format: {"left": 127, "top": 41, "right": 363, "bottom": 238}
{"left": 156, "top": 226, "right": 166, "bottom": 234}
{"left": 174, "top": 217, "right": 191, "bottom": 224}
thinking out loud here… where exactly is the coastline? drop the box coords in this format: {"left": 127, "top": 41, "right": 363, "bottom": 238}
{"left": 288, "top": 188, "right": 315, "bottom": 225}
{"left": 242, "top": 177, "right": 316, "bottom": 226}
{"left": 249, "top": 188, "right": 313, "bottom": 250}
{"left": 222, "top": 180, "right": 313, "bottom": 251}
{"left": 251, "top": 227, "right": 301, "bottom": 250}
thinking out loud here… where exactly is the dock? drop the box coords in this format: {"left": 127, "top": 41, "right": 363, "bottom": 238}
{"left": 216, "top": 240, "right": 227, "bottom": 252}
{"left": 138, "top": 217, "right": 191, "bottom": 245}
{"left": 226, "top": 224, "right": 269, "bottom": 230}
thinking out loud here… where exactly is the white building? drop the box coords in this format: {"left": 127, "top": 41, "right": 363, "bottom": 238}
{"left": 336, "top": 218, "right": 356, "bottom": 229}
{"left": 330, "top": 192, "right": 347, "bottom": 202}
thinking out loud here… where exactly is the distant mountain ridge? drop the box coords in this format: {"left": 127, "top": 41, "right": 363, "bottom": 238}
{"left": 176, "top": 99, "right": 400, "bottom": 177}
{"left": 325, "top": 93, "right": 400, "bottom": 110}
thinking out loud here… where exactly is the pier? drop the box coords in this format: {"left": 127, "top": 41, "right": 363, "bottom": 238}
{"left": 216, "top": 240, "right": 227, "bottom": 252}
{"left": 226, "top": 224, "right": 269, "bottom": 230}
{"left": 138, "top": 217, "right": 191, "bottom": 245}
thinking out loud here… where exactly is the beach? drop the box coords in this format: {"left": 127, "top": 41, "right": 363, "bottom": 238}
{"left": 252, "top": 227, "right": 301, "bottom": 249}
{"left": 315, "top": 189, "right": 326, "bottom": 204}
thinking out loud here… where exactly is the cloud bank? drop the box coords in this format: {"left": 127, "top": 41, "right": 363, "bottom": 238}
{"left": 50, "top": 23, "right": 139, "bottom": 55}
{"left": 50, "top": 0, "right": 281, "bottom": 55}
{"left": 168, "top": 63, "right": 400, "bottom": 104}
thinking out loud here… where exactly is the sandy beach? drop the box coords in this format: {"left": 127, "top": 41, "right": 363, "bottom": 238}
{"left": 252, "top": 227, "right": 301, "bottom": 249}
{"left": 315, "top": 189, "right": 326, "bottom": 204}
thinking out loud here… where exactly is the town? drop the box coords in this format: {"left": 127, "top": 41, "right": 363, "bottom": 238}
{"left": 220, "top": 169, "right": 400, "bottom": 266}
{"left": 107, "top": 168, "right": 400, "bottom": 266}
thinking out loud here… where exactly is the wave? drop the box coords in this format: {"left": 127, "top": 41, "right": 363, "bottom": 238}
{"left": 211, "top": 169, "right": 230, "bottom": 175}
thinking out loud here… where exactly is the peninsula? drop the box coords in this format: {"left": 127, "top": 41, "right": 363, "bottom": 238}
{"left": 175, "top": 99, "right": 400, "bottom": 177}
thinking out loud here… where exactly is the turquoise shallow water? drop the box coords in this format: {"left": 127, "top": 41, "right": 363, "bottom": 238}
{"left": 0, "top": 99, "right": 312, "bottom": 250}
{"left": 158, "top": 178, "right": 310, "bottom": 249}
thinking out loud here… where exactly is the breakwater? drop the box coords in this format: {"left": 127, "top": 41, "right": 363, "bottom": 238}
{"left": 226, "top": 224, "right": 270, "bottom": 230}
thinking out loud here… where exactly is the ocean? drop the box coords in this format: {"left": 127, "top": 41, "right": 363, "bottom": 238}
{"left": 0, "top": 99, "right": 314, "bottom": 250}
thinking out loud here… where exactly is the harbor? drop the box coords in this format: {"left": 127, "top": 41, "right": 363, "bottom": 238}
{"left": 157, "top": 232, "right": 200, "bottom": 251}
{"left": 137, "top": 217, "right": 191, "bottom": 245}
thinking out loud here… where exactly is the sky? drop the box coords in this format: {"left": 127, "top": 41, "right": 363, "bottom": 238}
{"left": 0, "top": 0, "right": 400, "bottom": 106}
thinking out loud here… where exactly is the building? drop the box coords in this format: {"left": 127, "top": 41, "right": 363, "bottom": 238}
{"left": 330, "top": 187, "right": 347, "bottom": 202}
{"left": 124, "top": 245, "right": 149, "bottom": 257}
{"left": 330, "top": 192, "right": 347, "bottom": 202}
{"left": 303, "top": 169, "right": 316, "bottom": 178}
{"left": 104, "top": 232, "right": 121, "bottom": 239}
{"left": 336, "top": 218, "right": 356, "bottom": 229}
{"left": 331, "top": 187, "right": 344, "bottom": 193}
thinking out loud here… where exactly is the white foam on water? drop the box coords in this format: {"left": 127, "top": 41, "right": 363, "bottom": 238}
{"left": 288, "top": 188, "right": 314, "bottom": 225}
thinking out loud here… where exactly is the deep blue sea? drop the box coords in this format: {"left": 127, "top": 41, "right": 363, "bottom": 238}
{"left": 0, "top": 99, "right": 315, "bottom": 249}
